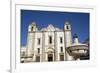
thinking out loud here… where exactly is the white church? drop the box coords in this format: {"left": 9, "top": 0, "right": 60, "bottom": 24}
{"left": 21, "top": 21, "right": 89, "bottom": 63}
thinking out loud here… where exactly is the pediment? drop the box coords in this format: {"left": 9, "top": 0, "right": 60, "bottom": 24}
{"left": 41, "top": 24, "right": 62, "bottom": 31}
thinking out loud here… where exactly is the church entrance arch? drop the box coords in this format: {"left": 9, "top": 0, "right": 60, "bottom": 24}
{"left": 46, "top": 47, "right": 54, "bottom": 62}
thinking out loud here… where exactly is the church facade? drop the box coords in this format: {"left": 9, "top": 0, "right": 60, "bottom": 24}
{"left": 21, "top": 21, "right": 88, "bottom": 63}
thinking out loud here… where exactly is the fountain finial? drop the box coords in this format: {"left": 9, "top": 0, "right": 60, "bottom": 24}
{"left": 73, "top": 33, "right": 78, "bottom": 38}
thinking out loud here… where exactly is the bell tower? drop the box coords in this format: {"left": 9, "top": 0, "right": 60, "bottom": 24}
{"left": 64, "top": 21, "right": 71, "bottom": 31}
{"left": 64, "top": 21, "right": 72, "bottom": 46}
{"left": 26, "top": 22, "right": 37, "bottom": 61}
{"left": 64, "top": 21, "right": 73, "bottom": 60}
{"left": 28, "top": 22, "right": 37, "bottom": 32}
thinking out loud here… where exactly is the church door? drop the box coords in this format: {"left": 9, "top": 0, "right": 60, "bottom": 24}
{"left": 48, "top": 54, "right": 53, "bottom": 62}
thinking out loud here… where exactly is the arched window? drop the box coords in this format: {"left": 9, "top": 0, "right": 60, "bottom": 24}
{"left": 49, "top": 36, "right": 52, "bottom": 44}
{"left": 66, "top": 26, "right": 69, "bottom": 29}
{"left": 60, "top": 47, "right": 63, "bottom": 52}
{"left": 37, "top": 38, "right": 40, "bottom": 45}
{"left": 37, "top": 48, "right": 40, "bottom": 53}
{"left": 60, "top": 37, "right": 63, "bottom": 43}
{"left": 31, "top": 26, "right": 33, "bottom": 31}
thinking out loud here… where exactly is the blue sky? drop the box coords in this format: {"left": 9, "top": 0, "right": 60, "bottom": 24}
{"left": 21, "top": 10, "right": 89, "bottom": 46}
